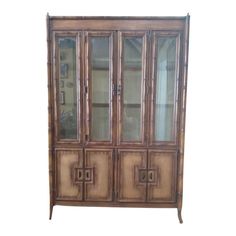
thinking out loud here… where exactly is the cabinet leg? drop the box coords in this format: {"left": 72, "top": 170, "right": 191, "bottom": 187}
{"left": 49, "top": 205, "right": 54, "bottom": 220}
{"left": 178, "top": 209, "right": 183, "bottom": 224}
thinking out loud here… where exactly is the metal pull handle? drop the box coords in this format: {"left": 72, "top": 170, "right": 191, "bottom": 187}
{"left": 112, "top": 84, "right": 121, "bottom": 96}
{"left": 112, "top": 84, "right": 116, "bottom": 96}
{"left": 73, "top": 167, "right": 83, "bottom": 183}
{"left": 139, "top": 170, "right": 147, "bottom": 183}
{"left": 148, "top": 170, "right": 155, "bottom": 183}
{"left": 78, "top": 169, "right": 83, "bottom": 180}
{"left": 117, "top": 84, "right": 121, "bottom": 96}
{"left": 85, "top": 169, "right": 91, "bottom": 181}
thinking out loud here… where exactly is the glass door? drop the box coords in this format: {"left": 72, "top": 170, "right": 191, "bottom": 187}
{"left": 118, "top": 32, "right": 147, "bottom": 145}
{"left": 85, "top": 32, "right": 113, "bottom": 144}
{"left": 150, "top": 32, "right": 180, "bottom": 145}
{"left": 55, "top": 33, "right": 81, "bottom": 142}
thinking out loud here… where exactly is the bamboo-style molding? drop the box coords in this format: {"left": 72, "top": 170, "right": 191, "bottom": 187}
{"left": 177, "top": 14, "right": 190, "bottom": 224}
{"left": 47, "top": 13, "right": 54, "bottom": 220}
{"left": 47, "top": 14, "right": 190, "bottom": 223}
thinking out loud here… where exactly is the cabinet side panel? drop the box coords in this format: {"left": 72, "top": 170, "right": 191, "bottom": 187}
{"left": 84, "top": 150, "right": 113, "bottom": 201}
{"left": 118, "top": 150, "right": 146, "bottom": 202}
{"left": 148, "top": 151, "right": 176, "bottom": 202}
{"left": 56, "top": 150, "right": 83, "bottom": 200}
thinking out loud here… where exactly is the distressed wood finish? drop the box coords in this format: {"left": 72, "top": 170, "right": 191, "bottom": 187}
{"left": 47, "top": 13, "right": 54, "bottom": 219}
{"left": 147, "top": 150, "right": 177, "bottom": 202}
{"left": 84, "top": 149, "right": 113, "bottom": 201}
{"left": 56, "top": 150, "right": 83, "bottom": 200}
{"left": 47, "top": 15, "right": 190, "bottom": 223}
{"left": 117, "top": 150, "right": 147, "bottom": 202}
{"left": 177, "top": 14, "right": 190, "bottom": 224}
{"left": 51, "top": 18, "right": 185, "bottom": 31}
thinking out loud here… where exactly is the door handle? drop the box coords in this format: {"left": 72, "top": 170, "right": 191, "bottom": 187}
{"left": 112, "top": 84, "right": 122, "bottom": 96}
{"left": 84, "top": 168, "right": 93, "bottom": 182}
{"left": 148, "top": 170, "right": 155, "bottom": 183}
{"left": 139, "top": 169, "right": 147, "bottom": 183}
{"left": 117, "top": 84, "right": 121, "bottom": 96}
{"left": 73, "top": 167, "right": 83, "bottom": 184}
{"left": 78, "top": 169, "right": 83, "bottom": 181}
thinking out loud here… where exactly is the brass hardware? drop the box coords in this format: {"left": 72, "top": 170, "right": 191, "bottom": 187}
{"left": 85, "top": 169, "right": 91, "bottom": 181}
{"left": 139, "top": 169, "right": 147, "bottom": 183}
{"left": 112, "top": 84, "right": 121, "bottom": 96}
{"left": 148, "top": 170, "right": 155, "bottom": 183}
{"left": 78, "top": 169, "right": 83, "bottom": 181}
{"left": 73, "top": 167, "right": 93, "bottom": 183}
{"left": 117, "top": 84, "right": 121, "bottom": 95}
{"left": 112, "top": 84, "right": 117, "bottom": 96}
{"left": 73, "top": 167, "right": 83, "bottom": 183}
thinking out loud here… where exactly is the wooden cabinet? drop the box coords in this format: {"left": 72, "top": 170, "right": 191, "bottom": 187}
{"left": 47, "top": 15, "right": 190, "bottom": 223}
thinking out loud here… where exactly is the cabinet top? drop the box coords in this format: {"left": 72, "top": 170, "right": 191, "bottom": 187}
{"left": 47, "top": 14, "right": 190, "bottom": 31}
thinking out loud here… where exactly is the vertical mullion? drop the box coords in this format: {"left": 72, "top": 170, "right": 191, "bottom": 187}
{"left": 76, "top": 32, "right": 80, "bottom": 141}
{"left": 117, "top": 31, "right": 123, "bottom": 145}
{"left": 81, "top": 31, "right": 85, "bottom": 145}
{"left": 172, "top": 34, "right": 181, "bottom": 144}
{"left": 141, "top": 33, "right": 146, "bottom": 145}
{"left": 85, "top": 32, "right": 90, "bottom": 142}
{"left": 54, "top": 35, "right": 59, "bottom": 143}
{"left": 109, "top": 33, "right": 113, "bottom": 143}
{"left": 113, "top": 31, "right": 118, "bottom": 146}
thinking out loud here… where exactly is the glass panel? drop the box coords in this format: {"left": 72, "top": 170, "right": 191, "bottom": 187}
{"left": 90, "top": 37, "right": 110, "bottom": 141}
{"left": 155, "top": 37, "right": 177, "bottom": 141}
{"left": 122, "top": 37, "right": 143, "bottom": 141}
{"left": 58, "top": 37, "right": 77, "bottom": 139}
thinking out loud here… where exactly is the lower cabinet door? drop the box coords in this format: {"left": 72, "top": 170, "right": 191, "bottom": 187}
{"left": 147, "top": 150, "right": 177, "bottom": 202}
{"left": 56, "top": 150, "right": 83, "bottom": 200}
{"left": 84, "top": 149, "right": 113, "bottom": 201}
{"left": 117, "top": 150, "right": 147, "bottom": 202}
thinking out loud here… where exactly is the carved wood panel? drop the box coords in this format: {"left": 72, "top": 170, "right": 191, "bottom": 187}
{"left": 147, "top": 150, "right": 177, "bottom": 202}
{"left": 117, "top": 150, "right": 147, "bottom": 202}
{"left": 84, "top": 149, "right": 113, "bottom": 201}
{"left": 56, "top": 150, "right": 83, "bottom": 200}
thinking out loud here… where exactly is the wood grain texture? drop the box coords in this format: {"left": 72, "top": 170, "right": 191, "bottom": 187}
{"left": 51, "top": 19, "right": 185, "bottom": 31}
{"left": 56, "top": 150, "right": 83, "bottom": 200}
{"left": 84, "top": 149, "right": 113, "bottom": 201}
{"left": 48, "top": 15, "right": 190, "bottom": 222}
{"left": 177, "top": 14, "right": 190, "bottom": 216}
{"left": 117, "top": 150, "right": 147, "bottom": 202}
{"left": 147, "top": 150, "right": 177, "bottom": 202}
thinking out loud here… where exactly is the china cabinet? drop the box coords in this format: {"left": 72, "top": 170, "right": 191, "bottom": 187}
{"left": 47, "top": 14, "right": 190, "bottom": 223}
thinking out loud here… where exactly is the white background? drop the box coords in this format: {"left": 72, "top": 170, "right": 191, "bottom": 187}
{"left": 0, "top": 0, "right": 236, "bottom": 235}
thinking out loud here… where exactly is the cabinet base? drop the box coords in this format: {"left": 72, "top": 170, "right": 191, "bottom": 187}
{"left": 178, "top": 208, "right": 183, "bottom": 223}
{"left": 49, "top": 205, "right": 54, "bottom": 220}
{"left": 50, "top": 201, "right": 183, "bottom": 223}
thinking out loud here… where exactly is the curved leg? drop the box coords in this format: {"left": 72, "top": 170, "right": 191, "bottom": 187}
{"left": 49, "top": 205, "right": 54, "bottom": 220}
{"left": 178, "top": 209, "right": 183, "bottom": 224}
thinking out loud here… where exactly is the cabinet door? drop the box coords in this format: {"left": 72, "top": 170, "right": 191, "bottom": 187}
{"left": 56, "top": 150, "right": 83, "bottom": 200}
{"left": 150, "top": 32, "right": 180, "bottom": 145}
{"left": 118, "top": 32, "right": 147, "bottom": 145}
{"left": 147, "top": 150, "right": 177, "bottom": 202}
{"left": 117, "top": 150, "right": 147, "bottom": 202}
{"left": 85, "top": 32, "right": 114, "bottom": 145}
{"left": 84, "top": 149, "right": 113, "bottom": 201}
{"left": 55, "top": 33, "right": 82, "bottom": 142}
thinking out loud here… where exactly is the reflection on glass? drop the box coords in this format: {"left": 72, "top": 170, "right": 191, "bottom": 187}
{"left": 122, "top": 37, "right": 143, "bottom": 141}
{"left": 90, "top": 37, "right": 110, "bottom": 141}
{"left": 58, "top": 37, "right": 77, "bottom": 139}
{"left": 155, "top": 37, "right": 177, "bottom": 141}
